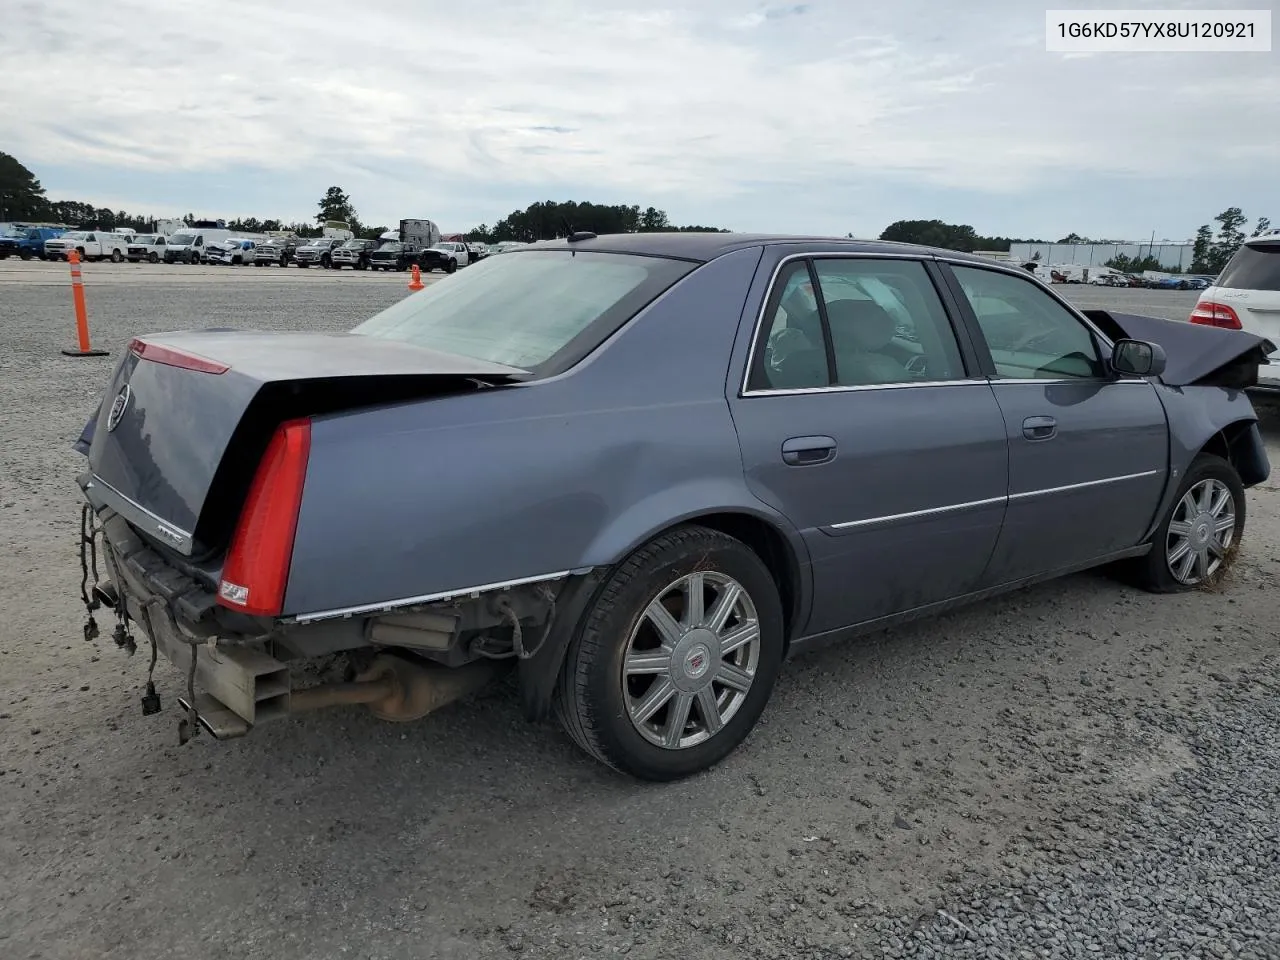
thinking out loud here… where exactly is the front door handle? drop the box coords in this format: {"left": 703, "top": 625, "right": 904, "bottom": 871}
{"left": 1022, "top": 416, "right": 1057, "bottom": 441}
{"left": 782, "top": 435, "right": 837, "bottom": 466}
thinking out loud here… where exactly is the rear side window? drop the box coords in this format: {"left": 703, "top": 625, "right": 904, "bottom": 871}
{"left": 749, "top": 258, "right": 965, "bottom": 391}
{"left": 1216, "top": 242, "right": 1280, "bottom": 292}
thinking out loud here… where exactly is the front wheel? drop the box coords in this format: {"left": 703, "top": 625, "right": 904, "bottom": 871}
{"left": 554, "top": 525, "right": 784, "bottom": 781}
{"left": 445, "top": 259, "right": 457, "bottom": 274}
{"left": 1128, "top": 454, "right": 1245, "bottom": 592}
{"left": 19, "top": 249, "right": 32, "bottom": 261}
{"left": 110, "top": 250, "right": 123, "bottom": 263}
{"left": 148, "top": 252, "right": 159, "bottom": 263}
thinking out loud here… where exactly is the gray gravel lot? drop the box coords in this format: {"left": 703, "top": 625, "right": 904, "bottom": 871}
{"left": 1, "top": 260, "right": 1278, "bottom": 959}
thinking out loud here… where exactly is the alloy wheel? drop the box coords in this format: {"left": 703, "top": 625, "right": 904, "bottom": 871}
{"left": 622, "top": 571, "right": 761, "bottom": 750}
{"left": 1166, "top": 478, "right": 1236, "bottom": 584}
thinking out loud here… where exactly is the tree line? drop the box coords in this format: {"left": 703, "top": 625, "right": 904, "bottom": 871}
{"left": 464, "top": 201, "right": 728, "bottom": 243}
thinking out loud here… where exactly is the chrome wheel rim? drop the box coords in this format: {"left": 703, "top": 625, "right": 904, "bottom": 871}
{"left": 622, "top": 571, "right": 761, "bottom": 750}
{"left": 1166, "top": 478, "right": 1236, "bottom": 584}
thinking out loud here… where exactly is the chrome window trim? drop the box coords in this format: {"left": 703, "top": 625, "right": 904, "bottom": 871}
{"left": 291, "top": 569, "right": 581, "bottom": 623}
{"left": 746, "top": 379, "right": 990, "bottom": 398}
{"left": 739, "top": 251, "right": 968, "bottom": 397}
{"left": 823, "top": 469, "right": 1162, "bottom": 532}
{"left": 989, "top": 377, "right": 1151, "bottom": 386}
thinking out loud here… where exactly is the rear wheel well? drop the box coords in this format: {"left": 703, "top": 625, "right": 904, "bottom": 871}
{"left": 679, "top": 513, "right": 802, "bottom": 647}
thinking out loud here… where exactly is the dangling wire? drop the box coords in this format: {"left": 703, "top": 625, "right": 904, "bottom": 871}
{"left": 77, "top": 504, "right": 100, "bottom": 641}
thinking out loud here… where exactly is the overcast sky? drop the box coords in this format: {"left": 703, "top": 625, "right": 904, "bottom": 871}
{"left": 2, "top": 0, "right": 1276, "bottom": 240}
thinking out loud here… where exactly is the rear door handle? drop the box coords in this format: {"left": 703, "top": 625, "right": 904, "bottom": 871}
{"left": 782, "top": 435, "right": 837, "bottom": 466}
{"left": 1022, "top": 416, "right": 1057, "bottom": 441}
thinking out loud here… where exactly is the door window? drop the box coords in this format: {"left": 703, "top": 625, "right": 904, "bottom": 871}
{"left": 814, "top": 259, "right": 965, "bottom": 386}
{"left": 950, "top": 266, "right": 1107, "bottom": 379}
{"left": 749, "top": 258, "right": 966, "bottom": 391}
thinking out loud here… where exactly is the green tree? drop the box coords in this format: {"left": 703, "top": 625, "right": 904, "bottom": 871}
{"left": 1057, "top": 232, "right": 1090, "bottom": 243}
{"left": 0, "top": 151, "right": 49, "bottom": 220}
{"left": 1190, "top": 224, "right": 1214, "bottom": 274}
{"left": 879, "top": 219, "right": 979, "bottom": 252}
{"left": 1105, "top": 253, "right": 1163, "bottom": 273}
{"left": 1252, "top": 216, "right": 1272, "bottom": 237}
{"left": 1204, "top": 207, "right": 1247, "bottom": 274}
{"left": 316, "top": 186, "right": 356, "bottom": 225}
{"left": 639, "top": 206, "right": 669, "bottom": 231}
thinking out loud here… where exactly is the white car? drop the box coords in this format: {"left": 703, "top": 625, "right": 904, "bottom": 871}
{"left": 126, "top": 234, "right": 168, "bottom": 263}
{"left": 1191, "top": 229, "right": 1280, "bottom": 390}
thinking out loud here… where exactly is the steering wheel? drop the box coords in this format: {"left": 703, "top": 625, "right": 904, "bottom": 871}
{"left": 904, "top": 354, "right": 928, "bottom": 377}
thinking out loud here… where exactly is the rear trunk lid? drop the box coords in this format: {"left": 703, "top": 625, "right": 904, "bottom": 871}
{"left": 79, "top": 331, "right": 528, "bottom": 557}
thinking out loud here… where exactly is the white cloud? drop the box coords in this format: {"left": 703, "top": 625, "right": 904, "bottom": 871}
{"left": 0, "top": 0, "right": 1276, "bottom": 234}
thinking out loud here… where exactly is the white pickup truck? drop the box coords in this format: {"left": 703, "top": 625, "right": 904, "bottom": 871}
{"left": 44, "top": 230, "right": 135, "bottom": 262}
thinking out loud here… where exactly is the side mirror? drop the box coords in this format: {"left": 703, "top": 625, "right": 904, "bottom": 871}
{"left": 1111, "top": 338, "right": 1167, "bottom": 378}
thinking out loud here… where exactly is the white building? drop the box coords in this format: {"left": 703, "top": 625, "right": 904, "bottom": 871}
{"left": 1008, "top": 242, "right": 1196, "bottom": 271}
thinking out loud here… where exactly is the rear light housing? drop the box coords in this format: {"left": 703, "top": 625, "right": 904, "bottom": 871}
{"left": 217, "top": 418, "right": 312, "bottom": 617}
{"left": 1188, "top": 301, "right": 1241, "bottom": 329}
{"left": 129, "top": 338, "right": 229, "bottom": 374}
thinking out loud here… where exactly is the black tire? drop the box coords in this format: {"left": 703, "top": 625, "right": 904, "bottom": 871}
{"left": 148, "top": 252, "right": 159, "bottom": 264}
{"left": 19, "top": 249, "right": 32, "bottom": 261}
{"left": 110, "top": 249, "right": 123, "bottom": 263}
{"left": 553, "top": 524, "right": 785, "bottom": 781}
{"left": 445, "top": 259, "right": 457, "bottom": 274}
{"left": 321, "top": 256, "right": 331, "bottom": 269}
{"left": 189, "top": 251, "right": 199, "bottom": 265}
{"left": 1126, "top": 453, "right": 1245, "bottom": 593}
{"left": 280, "top": 256, "right": 288, "bottom": 268}
{"left": 396, "top": 263, "right": 407, "bottom": 272}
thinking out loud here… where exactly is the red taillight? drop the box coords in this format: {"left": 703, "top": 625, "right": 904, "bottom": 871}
{"left": 1189, "top": 301, "right": 1241, "bottom": 329}
{"left": 129, "top": 338, "right": 229, "bottom": 374}
{"left": 217, "top": 418, "right": 312, "bottom": 616}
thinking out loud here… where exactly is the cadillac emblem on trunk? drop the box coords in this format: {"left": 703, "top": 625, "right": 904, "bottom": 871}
{"left": 106, "top": 384, "right": 131, "bottom": 432}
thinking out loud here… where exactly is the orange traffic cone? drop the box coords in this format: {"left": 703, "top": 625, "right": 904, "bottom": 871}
{"left": 61, "top": 250, "right": 110, "bottom": 357}
{"left": 408, "top": 263, "right": 424, "bottom": 291}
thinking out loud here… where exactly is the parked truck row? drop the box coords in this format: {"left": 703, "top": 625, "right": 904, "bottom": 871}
{"left": 1, "top": 217, "right": 524, "bottom": 270}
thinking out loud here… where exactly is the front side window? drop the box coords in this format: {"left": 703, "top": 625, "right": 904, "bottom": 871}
{"left": 353, "top": 250, "right": 695, "bottom": 373}
{"left": 749, "top": 257, "right": 966, "bottom": 391}
{"left": 950, "top": 265, "right": 1107, "bottom": 380}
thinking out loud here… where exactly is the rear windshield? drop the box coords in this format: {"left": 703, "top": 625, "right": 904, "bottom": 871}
{"left": 352, "top": 250, "right": 695, "bottom": 373}
{"left": 1217, "top": 242, "right": 1280, "bottom": 292}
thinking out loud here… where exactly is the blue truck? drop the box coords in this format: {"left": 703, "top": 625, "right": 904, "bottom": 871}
{"left": 0, "top": 224, "right": 66, "bottom": 260}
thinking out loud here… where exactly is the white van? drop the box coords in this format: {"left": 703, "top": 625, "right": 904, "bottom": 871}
{"left": 163, "top": 228, "right": 233, "bottom": 264}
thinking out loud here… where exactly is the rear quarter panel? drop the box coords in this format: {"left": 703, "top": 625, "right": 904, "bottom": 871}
{"left": 284, "top": 245, "right": 811, "bottom": 617}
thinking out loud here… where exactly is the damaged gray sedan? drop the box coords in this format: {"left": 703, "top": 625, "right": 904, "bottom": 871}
{"left": 72, "top": 233, "right": 1274, "bottom": 781}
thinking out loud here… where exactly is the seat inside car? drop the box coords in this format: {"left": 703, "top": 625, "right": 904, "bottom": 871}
{"left": 824, "top": 299, "right": 911, "bottom": 384}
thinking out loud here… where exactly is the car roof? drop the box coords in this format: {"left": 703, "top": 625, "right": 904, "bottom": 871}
{"left": 522, "top": 231, "right": 996, "bottom": 265}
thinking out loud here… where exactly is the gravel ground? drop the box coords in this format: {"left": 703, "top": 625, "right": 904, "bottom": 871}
{"left": 1, "top": 260, "right": 1278, "bottom": 959}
